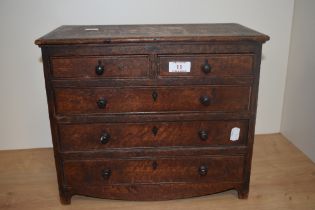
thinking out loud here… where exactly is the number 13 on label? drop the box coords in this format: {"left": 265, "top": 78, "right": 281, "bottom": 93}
{"left": 169, "top": 61, "right": 191, "bottom": 72}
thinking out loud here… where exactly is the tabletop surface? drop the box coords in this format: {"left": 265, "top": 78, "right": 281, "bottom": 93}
{"left": 35, "top": 23, "right": 269, "bottom": 45}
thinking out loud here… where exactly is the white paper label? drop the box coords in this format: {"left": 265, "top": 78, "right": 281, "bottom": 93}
{"left": 84, "top": 28, "right": 99, "bottom": 31}
{"left": 230, "top": 127, "right": 240, "bottom": 141}
{"left": 169, "top": 62, "right": 191, "bottom": 72}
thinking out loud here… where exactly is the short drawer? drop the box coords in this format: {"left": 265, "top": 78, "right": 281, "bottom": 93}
{"left": 54, "top": 86, "right": 251, "bottom": 114}
{"left": 50, "top": 55, "right": 150, "bottom": 79}
{"left": 59, "top": 120, "right": 248, "bottom": 151}
{"left": 159, "top": 54, "right": 253, "bottom": 77}
{"left": 63, "top": 156, "right": 245, "bottom": 185}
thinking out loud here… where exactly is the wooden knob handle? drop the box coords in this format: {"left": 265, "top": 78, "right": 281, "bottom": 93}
{"left": 102, "top": 168, "right": 112, "bottom": 179}
{"left": 95, "top": 60, "right": 105, "bottom": 75}
{"left": 97, "top": 98, "right": 107, "bottom": 109}
{"left": 199, "top": 165, "right": 208, "bottom": 176}
{"left": 198, "top": 130, "right": 208, "bottom": 141}
{"left": 199, "top": 96, "right": 211, "bottom": 106}
{"left": 202, "top": 60, "right": 211, "bottom": 74}
{"left": 100, "top": 133, "right": 111, "bottom": 144}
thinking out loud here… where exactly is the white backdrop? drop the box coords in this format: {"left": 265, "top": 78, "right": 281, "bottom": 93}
{"left": 281, "top": 0, "right": 315, "bottom": 162}
{"left": 0, "top": 0, "right": 294, "bottom": 149}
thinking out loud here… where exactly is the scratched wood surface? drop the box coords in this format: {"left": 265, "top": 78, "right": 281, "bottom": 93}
{"left": 35, "top": 23, "right": 269, "bottom": 45}
{"left": 1, "top": 134, "right": 315, "bottom": 210}
{"left": 35, "top": 24, "right": 268, "bottom": 203}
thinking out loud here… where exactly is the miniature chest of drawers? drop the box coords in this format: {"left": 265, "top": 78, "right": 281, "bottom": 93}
{"left": 35, "top": 23, "right": 269, "bottom": 204}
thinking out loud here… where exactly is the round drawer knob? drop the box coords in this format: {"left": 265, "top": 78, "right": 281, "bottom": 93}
{"left": 97, "top": 98, "right": 107, "bottom": 109}
{"left": 198, "top": 130, "right": 208, "bottom": 141}
{"left": 202, "top": 60, "right": 211, "bottom": 74}
{"left": 100, "top": 133, "right": 111, "bottom": 144}
{"left": 199, "top": 165, "right": 208, "bottom": 176}
{"left": 199, "top": 96, "right": 211, "bottom": 106}
{"left": 101, "top": 168, "right": 112, "bottom": 179}
{"left": 95, "top": 61, "right": 105, "bottom": 75}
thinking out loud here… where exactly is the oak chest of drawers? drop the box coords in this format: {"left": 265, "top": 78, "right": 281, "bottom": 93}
{"left": 35, "top": 23, "right": 269, "bottom": 204}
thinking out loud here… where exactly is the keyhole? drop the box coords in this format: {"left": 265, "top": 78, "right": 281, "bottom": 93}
{"left": 152, "top": 90, "right": 158, "bottom": 102}
{"left": 118, "top": 63, "right": 125, "bottom": 71}
{"left": 152, "top": 161, "right": 158, "bottom": 170}
{"left": 152, "top": 126, "right": 158, "bottom": 136}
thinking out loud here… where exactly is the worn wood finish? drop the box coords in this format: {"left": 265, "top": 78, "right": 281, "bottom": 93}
{"left": 159, "top": 54, "right": 254, "bottom": 77}
{"left": 54, "top": 86, "right": 251, "bottom": 114}
{"left": 63, "top": 156, "right": 244, "bottom": 185}
{"left": 51, "top": 55, "right": 150, "bottom": 79}
{"left": 70, "top": 182, "right": 243, "bottom": 201}
{"left": 45, "top": 42, "right": 259, "bottom": 56}
{"left": 35, "top": 23, "right": 269, "bottom": 204}
{"left": 35, "top": 23, "right": 269, "bottom": 45}
{"left": 56, "top": 112, "right": 252, "bottom": 124}
{"left": 60, "top": 146, "right": 249, "bottom": 160}
{"left": 59, "top": 120, "right": 248, "bottom": 151}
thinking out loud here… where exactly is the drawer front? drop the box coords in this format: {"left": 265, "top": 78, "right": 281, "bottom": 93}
{"left": 59, "top": 120, "right": 248, "bottom": 151}
{"left": 54, "top": 86, "right": 250, "bottom": 114}
{"left": 63, "top": 156, "right": 244, "bottom": 185}
{"left": 51, "top": 55, "right": 150, "bottom": 78}
{"left": 159, "top": 54, "right": 253, "bottom": 77}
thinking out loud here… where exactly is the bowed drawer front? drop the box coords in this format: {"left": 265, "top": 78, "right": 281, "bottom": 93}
{"left": 35, "top": 23, "right": 269, "bottom": 204}
{"left": 63, "top": 156, "right": 245, "bottom": 185}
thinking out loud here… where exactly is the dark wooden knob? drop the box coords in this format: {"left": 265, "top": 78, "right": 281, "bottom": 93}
{"left": 152, "top": 90, "right": 158, "bottom": 102}
{"left": 199, "top": 96, "right": 211, "bottom": 106}
{"left": 102, "top": 169, "right": 111, "bottom": 179}
{"left": 100, "top": 133, "right": 111, "bottom": 144}
{"left": 97, "top": 98, "right": 107, "bottom": 109}
{"left": 202, "top": 60, "right": 211, "bottom": 74}
{"left": 198, "top": 130, "right": 208, "bottom": 141}
{"left": 199, "top": 165, "right": 208, "bottom": 176}
{"left": 95, "top": 61, "right": 105, "bottom": 75}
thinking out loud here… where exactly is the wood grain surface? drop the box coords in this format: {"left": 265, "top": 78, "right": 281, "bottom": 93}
{"left": 159, "top": 54, "right": 254, "bottom": 77}
{"left": 54, "top": 86, "right": 251, "bottom": 114}
{"left": 63, "top": 156, "right": 244, "bottom": 185}
{"left": 35, "top": 24, "right": 267, "bottom": 203}
{"left": 58, "top": 120, "right": 248, "bottom": 151}
{"left": 1, "top": 134, "right": 315, "bottom": 210}
{"left": 35, "top": 23, "right": 269, "bottom": 45}
{"left": 51, "top": 55, "right": 150, "bottom": 79}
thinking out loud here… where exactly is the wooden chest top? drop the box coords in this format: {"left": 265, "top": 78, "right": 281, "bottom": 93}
{"left": 35, "top": 23, "right": 269, "bottom": 45}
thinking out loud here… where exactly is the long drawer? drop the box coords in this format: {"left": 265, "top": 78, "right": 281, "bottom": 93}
{"left": 54, "top": 86, "right": 251, "bottom": 114}
{"left": 63, "top": 155, "right": 245, "bottom": 185}
{"left": 59, "top": 120, "right": 248, "bottom": 151}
